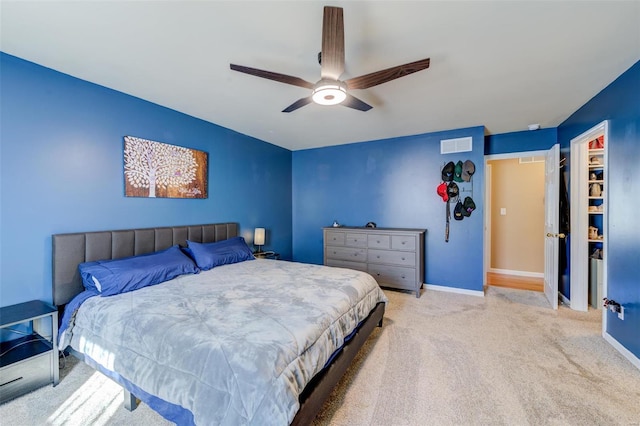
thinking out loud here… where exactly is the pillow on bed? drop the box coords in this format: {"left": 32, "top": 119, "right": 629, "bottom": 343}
{"left": 185, "top": 237, "right": 254, "bottom": 270}
{"left": 78, "top": 245, "right": 199, "bottom": 297}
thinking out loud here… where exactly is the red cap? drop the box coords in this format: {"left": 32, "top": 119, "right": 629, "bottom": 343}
{"left": 436, "top": 182, "right": 448, "bottom": 202}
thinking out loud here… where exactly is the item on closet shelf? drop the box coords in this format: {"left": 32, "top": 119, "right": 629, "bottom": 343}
{"left": 442, "top": 161, "right": 455, "bottom": 182}
{"left": 589, "top": 157, "right": 602, "bottom": 165}
{"left": 588, "top": 205, "right": 598, "bottom": 212}
{"left": 365, "top": 222, "right": 377, "bottom": 228}
{"left": 332, "top": 220, "right": 341, "bottom": 228}
{"left": 597, "top": 204, "right": 604, "bottom": 212}
{"left": 590, "top": 183, "right": 602, "bottom": 197}
{"left": 590, "top": 172, "right": 597, "bottom": 180}
{"left": 589, "top": 136, "right": 605, "bottom": 150}
{"left": 453, "top": 161, "right": 464, "bottom": 182}
{"left": 436, "top": 182, "right": 449, "bottom": 202}
{"left": 462, "top": 160, "right": 476, "bottom": 182}
{"left": 589, "top": 226, "right": 598, "bottom": 240}
{"left": 590, "top": 248, "right": 602, "bottom": 259}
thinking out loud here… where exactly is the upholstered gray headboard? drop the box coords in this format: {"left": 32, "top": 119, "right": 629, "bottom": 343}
{"left": 52, "top": 223, "right": 238, "bottom": 306}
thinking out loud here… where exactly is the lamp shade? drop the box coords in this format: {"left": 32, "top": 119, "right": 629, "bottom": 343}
{"left": 312, "top": 80, "right": 347, "bottom": 106}
{"left": 254, "top": 228, "right": 265, "bottom": 246}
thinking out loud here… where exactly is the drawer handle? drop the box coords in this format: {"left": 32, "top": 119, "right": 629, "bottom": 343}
{"left": 401, "top": 275, "right": 406, "bottom": 279}
{"left": 333, "top": 251, "right": 337, "bottom": 254}
{"left": 376, "top": 240, "right": 380, "bottom": 243}
{"left": 354, "top": 253, "right": 358, "bottom": 257}
{"left": 354, "top": 239, "right": 358, "bottom": 242}
{"left": 402, "top": 241, "right": 406, "bottom": 245}
{"left": 401, "top": 257, "right": 406, "bottom": 261}
{"left": 0, "top": 377, "right": 23, "bottom": 387}
{"left": 376, "top": 273, "right": 381, "bottom": 276}
{"left": 377, "top": 255, "right": 380, "bottom": 259}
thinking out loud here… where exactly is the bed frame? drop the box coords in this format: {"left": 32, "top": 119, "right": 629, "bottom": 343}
{"left": 52, "top": 222, "right": 385, "bottom": 425}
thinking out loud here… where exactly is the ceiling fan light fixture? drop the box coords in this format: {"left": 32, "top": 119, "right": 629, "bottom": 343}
{"left": 312, "top": 81, "right": 347, "bottom": 105}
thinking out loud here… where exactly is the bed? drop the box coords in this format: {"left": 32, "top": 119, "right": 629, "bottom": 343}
{"left": 53, "top": 223, "right": 387, "bottom": 425}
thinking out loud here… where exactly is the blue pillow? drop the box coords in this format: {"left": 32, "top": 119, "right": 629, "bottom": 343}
{"left": 185, "top": 237, "right": 254, "bottom": 270}
{"left": 78, "top": 245, "right": 199, "bottom": 297}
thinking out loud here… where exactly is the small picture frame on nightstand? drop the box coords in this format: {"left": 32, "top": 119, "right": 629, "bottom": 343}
{"left": 254, "top": 251, "right": 280, "bottom": 260}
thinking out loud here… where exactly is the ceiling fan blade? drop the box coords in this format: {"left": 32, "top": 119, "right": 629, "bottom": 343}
{"left": 341, "top": 94, "right": 373, "bottom": 112}
{"left": 344, "top": 58, "right": 431, "bottom": 90}
{"left": 230, "top": 64, "right": 314, "bottom": 89}
{"left": 320, "top": 6, "right": 345, "bottom": 80}
{"left": 282, "top": 96, "right": 313, "bottom": 113}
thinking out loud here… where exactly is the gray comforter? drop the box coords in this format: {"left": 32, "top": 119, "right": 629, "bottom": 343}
{"left": 61, "top": 259, "right": 387, "bottom": 425}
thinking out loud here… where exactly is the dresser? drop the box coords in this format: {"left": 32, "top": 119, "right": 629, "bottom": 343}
{"left": 323, "top": 227, "right": 426, "bottom": 298}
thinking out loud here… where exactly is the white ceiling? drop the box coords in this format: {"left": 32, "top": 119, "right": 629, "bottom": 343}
{"left": 1, "top": 1, "right": 639, "bottom": 151}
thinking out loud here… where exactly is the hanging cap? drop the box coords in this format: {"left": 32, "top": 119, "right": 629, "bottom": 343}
{"left": 453, "top": 200, "right": 464, "bottom": 220}
{"left": 462, "top": 160, "right": 476, "bottom": 182}
{"left": 441, "top": 161, "right": 455, "bottom": 182}
{"left": 447, "top": 182, "right": 459, "bottom": 199}
{"left": 436, "top": 182, "right": 448, "bottom": 202}
{"left": 462, "top": 196, "right": 476, "bottom": 216}
{"left": 453, "top": 161, "right": 464, "bottom": 182}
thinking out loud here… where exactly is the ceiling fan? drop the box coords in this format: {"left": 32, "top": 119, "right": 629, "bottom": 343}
{"left": 230, "top": 6, "right": 430, "bottom": 112}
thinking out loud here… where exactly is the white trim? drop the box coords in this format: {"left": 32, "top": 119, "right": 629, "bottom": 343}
{"left": 603, "top": 332, "right": 640, "bottom": 371}
{"left": 485, "top": 149, "right": 549, "bottom": 162}
{"left": 424, "top": 283, "right": 485, "bottom": 298}
{"left": 489, "top": 268, "right": 544, "bottom": 278}
{"left": 484, "top": 163, "right": 492, "bottom": 289}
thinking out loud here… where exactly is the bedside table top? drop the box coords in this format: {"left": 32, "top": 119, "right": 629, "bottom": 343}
{"left": 1, "top": 300, "right": 57, "bottom": 327}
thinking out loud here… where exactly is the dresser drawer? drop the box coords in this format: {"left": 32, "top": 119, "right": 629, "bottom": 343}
{"left": 368, "top": 264, "right": 416, "bottom": 290}
{"left": 368, "top": 249, "right": 416, "bottom": 267}
{"left": 325, "top": 231, "right": 345, "bottom": 246}
{"left": 326, "top": 259, "right": 368, "bottom": 273}
{"left": 0, "top": 351, "right": 53, "bottom": 404}
{"left": 392, "top": 235, "right": 416, "bottom": 251}
{"left": 367, "top": 234, "right": 390, "bottom": 249}
{"left": 326, "top": 246, "right": 366, "bottom": 262}
{"left": 345, "top": 233, "right": 367, "bottom": 248}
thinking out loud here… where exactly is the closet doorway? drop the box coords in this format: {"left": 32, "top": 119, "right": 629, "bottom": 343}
{"left": 484, "top": 151, "right": 548, "bottom": 293}
{"left": 569, "top": 121, "right": 608, "bottom": 316}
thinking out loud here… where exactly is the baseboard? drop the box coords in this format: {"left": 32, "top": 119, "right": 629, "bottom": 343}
{"left": 424, "top": 283, "right": 485, "bottom": 298}
{"left": 603, "top": 331, "right": 640, "bottom": 371}
{"left": 489, "top": 268, "right": 544, "bottom": 278}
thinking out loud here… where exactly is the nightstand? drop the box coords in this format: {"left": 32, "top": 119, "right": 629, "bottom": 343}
{"left": 0, "top": 300, "right": 59, "bottom": 403}
{"left": 254, "top": 251, "right": 280, "bottom": 260}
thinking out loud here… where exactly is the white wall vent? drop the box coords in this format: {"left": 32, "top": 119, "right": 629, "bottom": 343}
{"left": 440, "top": 137, "right": 472, "bottom": 154}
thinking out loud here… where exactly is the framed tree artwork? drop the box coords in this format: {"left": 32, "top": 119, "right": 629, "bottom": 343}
{"left": 123, "top": 136, "right": 208, "bottom": 198}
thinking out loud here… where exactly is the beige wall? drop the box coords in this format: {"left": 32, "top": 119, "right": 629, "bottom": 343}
{"left": 489, "top": 158, "right": 545, "bottom": 273}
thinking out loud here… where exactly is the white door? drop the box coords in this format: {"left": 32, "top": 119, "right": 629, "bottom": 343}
{"left": 544, "top": 144, "right": 560, "bottom": 309}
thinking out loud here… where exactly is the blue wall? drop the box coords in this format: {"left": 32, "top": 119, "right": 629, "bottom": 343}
{"left": 485, "top": 128, "right": 557, "bottom": 155}
{"left": 558, "top": 60, "right": 640, "bottom": 359}
{"left": 292, "top": 126, "right": 485, "bottom": 292}
{"left": 0, "top": 53, "right": 292, "bottom": 307}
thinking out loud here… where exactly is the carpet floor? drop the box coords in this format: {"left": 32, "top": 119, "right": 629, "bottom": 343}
{"left": 2, "top": 286, "right": 638, "bottom": 425}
